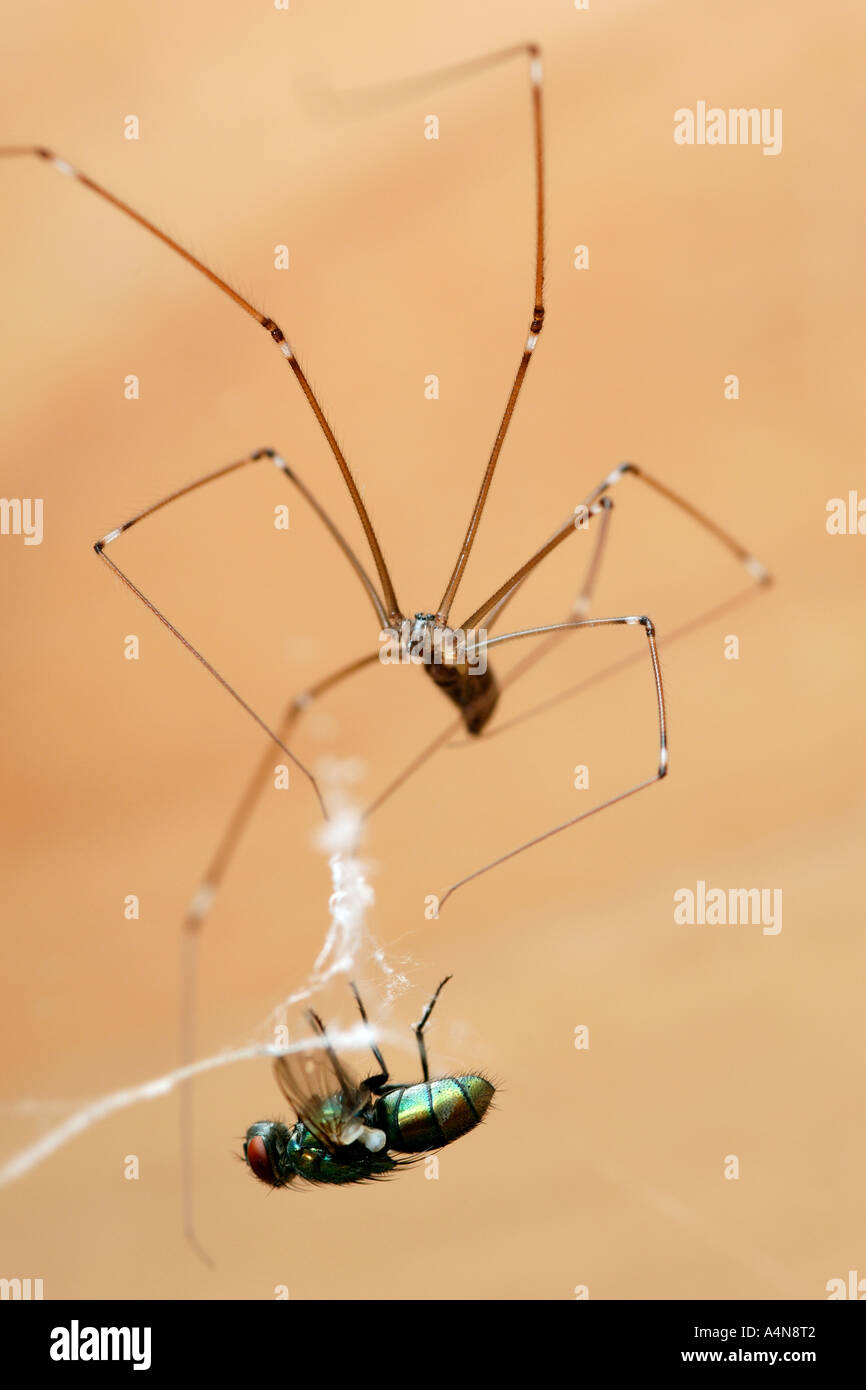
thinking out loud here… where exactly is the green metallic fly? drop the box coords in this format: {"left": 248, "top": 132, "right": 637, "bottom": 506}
{"left": 243, "top": 977, "right": 494, "bottom": 1186}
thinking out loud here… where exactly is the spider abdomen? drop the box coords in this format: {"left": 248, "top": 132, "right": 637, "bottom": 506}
{"left": 424, "top": 660, "right": 500, "bottom": 734}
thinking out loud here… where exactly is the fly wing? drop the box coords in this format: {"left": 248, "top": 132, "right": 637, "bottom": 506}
{"left": 272, "top": 1049, "right": 335, "bottom": 1150}
{"left": 272, "top": 1010, "right": 373, "bottom": 1152}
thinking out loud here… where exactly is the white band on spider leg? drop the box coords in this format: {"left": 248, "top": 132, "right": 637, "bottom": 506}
{"left": 52, "top": 157, "right": 76, "bottom": 176}
{"left": 101, "top": 528, "right": 122, "bottom": 545}
{"left": 743, "top": 554, "right": 769, "bottom": 582}
{"left": 530, "top": 56, "right": 543, "bottom": 86}
{"left": 603, "top": 463, "right": 632, "bottom": 489}
{"left": 188, "top": 884, "right": 216, "bottom": 922}
{"left": 526, "top": 334, "right": 538, "bottom": 351}
{"left": 279, "top": 342, "right": 294, "bottom": 359}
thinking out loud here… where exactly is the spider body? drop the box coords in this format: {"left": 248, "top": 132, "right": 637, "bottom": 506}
{"left": 405, "top": 612, "right": 501, "bottom": 733}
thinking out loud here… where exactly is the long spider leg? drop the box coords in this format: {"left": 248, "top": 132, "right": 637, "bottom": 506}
{"left": 105, "top": 445, "right": 386, "bottom": 1262}
{"left": 179, "top": 649, "right": 377, "bottom": 1260}
{"left": 284, "top": 38, "right": 550, "bottom": 626}
{"left": 0, "top": 144, "right": 401, "bottom": 617}
{"left": 268, "top": 452, "right": 387, "bottom": 627}
{"left": 364, "top": 716, "right": 461, "bottom": 821}
{"left": 92, "top": 447, "right": 382, "bottom": 819}
{"left": 90, "top": 444, "right": 387, "bottom": 1262}
{"left": 445, "top": 459, "right": 769, "bottom": 746}
{"left": 462, "top": 459, "right": 770, "bottom": 633}
{"left": 435, "top": 43, "right": 546, "bottom": 623}
{"left": 96, "top": 540, "right": 328, "bottom": 819}
{"left": 183, "top": 652, "right": 379, "bottom": 945}
{"left": 436, "top": 615, "right": 668, "bottom": 911}
{"left": 480, "top": 495, "right": 616, "bottom": 686}
{"left": 465, "top": 584, "right": 764, "bottom": 747}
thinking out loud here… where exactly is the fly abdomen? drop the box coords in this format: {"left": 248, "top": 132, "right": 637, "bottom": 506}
{"left": 376, "top": 1075, "right": 494, "bottom": 1153}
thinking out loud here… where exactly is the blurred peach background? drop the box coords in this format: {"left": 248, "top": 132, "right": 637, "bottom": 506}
{"left": 1, "top": 0, "right": 864, "bottom": 1298}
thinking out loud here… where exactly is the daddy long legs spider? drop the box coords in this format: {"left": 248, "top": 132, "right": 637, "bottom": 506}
{"left": 1, "top": 41, "right": 769, "bottom": 1258}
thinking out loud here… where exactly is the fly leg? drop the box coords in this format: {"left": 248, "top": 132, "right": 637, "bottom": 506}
{"left": 350, "top": 976, "right": 453, "bottom": 1091}
{"left": 349, "top": 981, "right": 391, "bottom": 1093}
{"left": 413, "top": 976, "right": 453, "bottom": 1083}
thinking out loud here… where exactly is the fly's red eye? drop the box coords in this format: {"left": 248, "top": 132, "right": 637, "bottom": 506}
{"left": 246, "top": 1134, "right": 274, "bottom": 1184}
